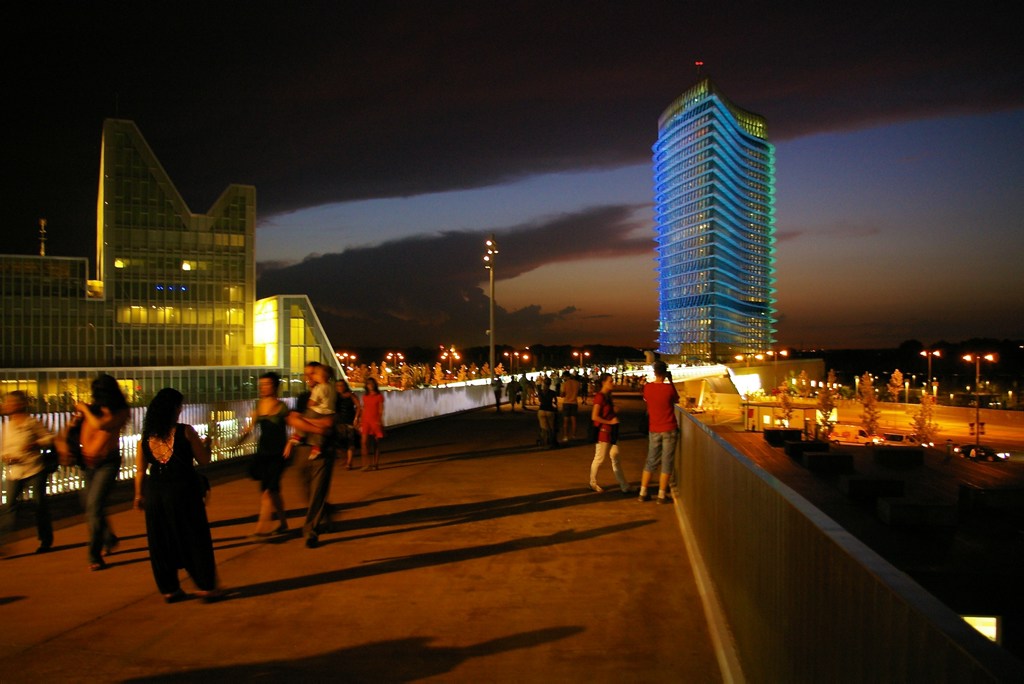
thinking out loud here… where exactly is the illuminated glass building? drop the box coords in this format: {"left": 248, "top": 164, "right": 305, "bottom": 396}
{"left": 0, "top": 119, "right": 340, "bottom": 407}
{"left": 652, "top": 79, "right": 776, "bottom": 362}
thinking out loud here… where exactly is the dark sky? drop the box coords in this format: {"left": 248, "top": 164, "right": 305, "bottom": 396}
{"left": 5, "top": 2, "right": 1023, "bottom": 351}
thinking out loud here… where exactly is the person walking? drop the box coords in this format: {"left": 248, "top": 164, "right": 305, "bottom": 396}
{"left": 236, "top": 372, "right": 290, "bottom": 539}
{"left": 286, "top": 362, "right": 337, "bottom": 549}
{"left": 0, "top": 391, "right": 55, "bottom": 554}
{"left": 506, "top": 379, "right": 519, "bottom": 413}
{"left": 492, "top": 376, "right": 503, "bottom": 413}
{"left": 589, "top": 373, "right": 632, "bottom": 494}
{"left": 58, "top": 374, "right": 130, "bottom": 571}
{"left": 536, "top": 377, "right": 558, "bottom": 448}
{"left": 639, "top": 361, "right": 679, "bottom": 504}
{"left": 559, "top": 371, "right": 580, "bottom": 442}
{"left": 360, "top": 377, "right": 385, "bottom": 470}
{"left": 335, "top": 378, "right": 362, "bottom": 470}
{"left": 134, "top": 388, "right": 219, "bottom": 602}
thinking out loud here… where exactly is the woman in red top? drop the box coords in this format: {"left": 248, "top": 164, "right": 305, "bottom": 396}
{"left": 589, "top": 373, "right": 631, "bottom": 493}
{"left": 360, "top": 377, "right": 385, "bottom": 471}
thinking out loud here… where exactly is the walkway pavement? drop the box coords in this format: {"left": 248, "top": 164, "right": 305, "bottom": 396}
{"left": 0, "top": 394, "right": 721, "bottom": 683}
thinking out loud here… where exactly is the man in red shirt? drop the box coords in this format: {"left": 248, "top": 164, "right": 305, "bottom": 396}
{"left": 639, "top": 361, "right": 680, "bottom": 503}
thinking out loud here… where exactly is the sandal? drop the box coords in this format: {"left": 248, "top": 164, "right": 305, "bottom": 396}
{"left": 89, "top": 560, "right": 107, "bottom": 571}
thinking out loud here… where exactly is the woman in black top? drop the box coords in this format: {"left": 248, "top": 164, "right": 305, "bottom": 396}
{"left": 237, "top": 372, "right": 290, "bottom": 538}
{"left": 134, "top": 388, "right": 219, "bottom": 602}
{"left": 335, "top": 379, "right": 362, "bottom": 469}
{"left": 537, "top": 377, "right": 558, "bottom": 449}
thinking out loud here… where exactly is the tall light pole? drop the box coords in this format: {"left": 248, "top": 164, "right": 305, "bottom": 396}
{"left": 484, "top": 235, "right": 498, "bottom": 380}
{"left": 920, "top": 349, "right": 941, "bottom": 396}
{"left": 766, "top": 349, "right": 788, "bottom": 390}
{"left": 963, "top": 353, "right": 996, "bottom": 447}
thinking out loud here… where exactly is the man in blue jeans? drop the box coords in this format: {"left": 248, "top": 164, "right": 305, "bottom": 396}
{"left": 639, "top": 361, "right": 680, "bottom": 504}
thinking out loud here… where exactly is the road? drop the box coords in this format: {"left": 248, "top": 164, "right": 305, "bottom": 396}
{"left": 834, "top": 403, "right": 1024, "bottom": 461}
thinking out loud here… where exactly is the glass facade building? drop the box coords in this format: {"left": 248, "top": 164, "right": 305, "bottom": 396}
{"left": 2, "top": 119, "right": 343, "bottom": 502}
{"left": 653, "top": 79, "right": 776, "bottom": 362}
{"left": 0, "top": 119, "right": 341, "bottom": 408}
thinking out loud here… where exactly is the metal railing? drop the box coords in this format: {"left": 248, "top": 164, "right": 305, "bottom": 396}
{"left": 1, "top": 400, "right": 261, "bottom": 504}
{"left": 674, "top": 408, "right": 1024, "bottom": 682}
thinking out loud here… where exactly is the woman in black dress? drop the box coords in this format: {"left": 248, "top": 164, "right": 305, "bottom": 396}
{"left": 236, "top": 371, "right": 290, "bottom": 538}
{"left": 134, "top": 388, "right": 219, "bottom": 602}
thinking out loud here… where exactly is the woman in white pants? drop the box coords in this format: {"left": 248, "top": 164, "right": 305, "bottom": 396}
{"left": 589, "top": 373, "right": 631, "bottom": 493}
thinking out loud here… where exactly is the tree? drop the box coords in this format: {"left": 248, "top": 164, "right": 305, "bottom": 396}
{"left": 432, "top": 363, "right": 444, "bottom": 386}
{"left": 704, "top": 382, "right": 721, "bottom": 424}
{"left": 796, "top": 370, "right": 810, "bottom": 398}
{"left": 347, "top": 364, "right": 368, "bottom": 384}
{"left": 887, "top": 369, "right": 903, "bottom": 402}
{"left": 777, "top": 381, "right": 794, "bottom": 427}
{"left": 859, "top": 372, "right": 882, "bottom": 436}
{"left": 816, "top": 369, "right": 838, "bottom": 438}
{"left": 910, "top": 392, "right": 939, "bottom": 445}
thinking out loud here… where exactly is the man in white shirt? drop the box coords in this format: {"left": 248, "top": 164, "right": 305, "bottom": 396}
{"left": 1, "top": 391, "right": 55, "bottom": 554}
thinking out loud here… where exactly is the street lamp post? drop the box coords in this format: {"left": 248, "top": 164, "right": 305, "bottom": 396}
{"left": 484, "top": 236, "right": 498, "bottom": 380}
{"left": 920, "top": 349, "right": 941, "bottom": 397}
{"left": 572, "top": 350, "right": 590, "bottom": 371}
{"left": 963, "top": 353, "right": 996, "bottom": 447}
{"left": 766, "top": 349, "right": 788, "bottom": 390}
{"left": 440, "top": 345, "right": 460, "bottom": 377}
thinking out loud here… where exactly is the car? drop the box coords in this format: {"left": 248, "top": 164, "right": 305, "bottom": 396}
{"left": 829, "top": 424, "right": 884, "bottom": 445}
{"left": 953, "top": 444, "right": 1010, "bottom": 462}
{"left": 881, "top": 432, "right": 934, "bottom": 448}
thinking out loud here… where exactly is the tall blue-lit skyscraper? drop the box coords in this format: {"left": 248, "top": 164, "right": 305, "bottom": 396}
{"left": 653, "top": 79, "right": 776, "bottom": 362}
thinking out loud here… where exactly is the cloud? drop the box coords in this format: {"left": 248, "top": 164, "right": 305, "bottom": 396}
{"left": 256, "top": 260, "right": 298, "bottom": 279}
{"left": 257, "top": 204, "right": 649, "bottom": 348}
{"left": 777, "top": 222, "right": 881, "bottom": 242}
{"left": 8, "top": 2, "right": 1019, "bottom": 250}
{"left": 775, "top": 230, "right": 805, "bottom": 242}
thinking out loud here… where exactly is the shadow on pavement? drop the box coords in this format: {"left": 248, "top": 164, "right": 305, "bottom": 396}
{"left": 230, "top": 520, "right": 652, "bottom": 600}
{"left": 125, "top": 626, "right": 586, "bottom": 682}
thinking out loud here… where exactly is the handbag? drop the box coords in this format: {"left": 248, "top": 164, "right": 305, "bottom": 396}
{"left": 64, "top": 422, "right": 85, "bottom": 467}
{"left": 41, "top": 447, "right": 61, "bottom": 475}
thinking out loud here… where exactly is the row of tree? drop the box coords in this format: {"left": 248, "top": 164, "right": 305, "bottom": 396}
{"left": 811, "top": 370, "right": 939, "bottom": 444}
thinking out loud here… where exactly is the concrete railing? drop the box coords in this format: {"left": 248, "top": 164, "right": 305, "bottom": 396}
{"left": 674, "top": 409, "right": 1024, "bottom": 682}
{"left": 379, "top": 383, "right": 496, "bottom": 427}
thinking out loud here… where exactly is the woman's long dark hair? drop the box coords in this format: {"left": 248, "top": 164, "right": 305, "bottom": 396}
{"left": 91, "top": 374, "right": 129, "bottom": 411}
{"left": 142, "top": 388, "right": 183, "bottom": 439}
{"left": 365, "top": 377, "right": 380, "bottom": 394}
